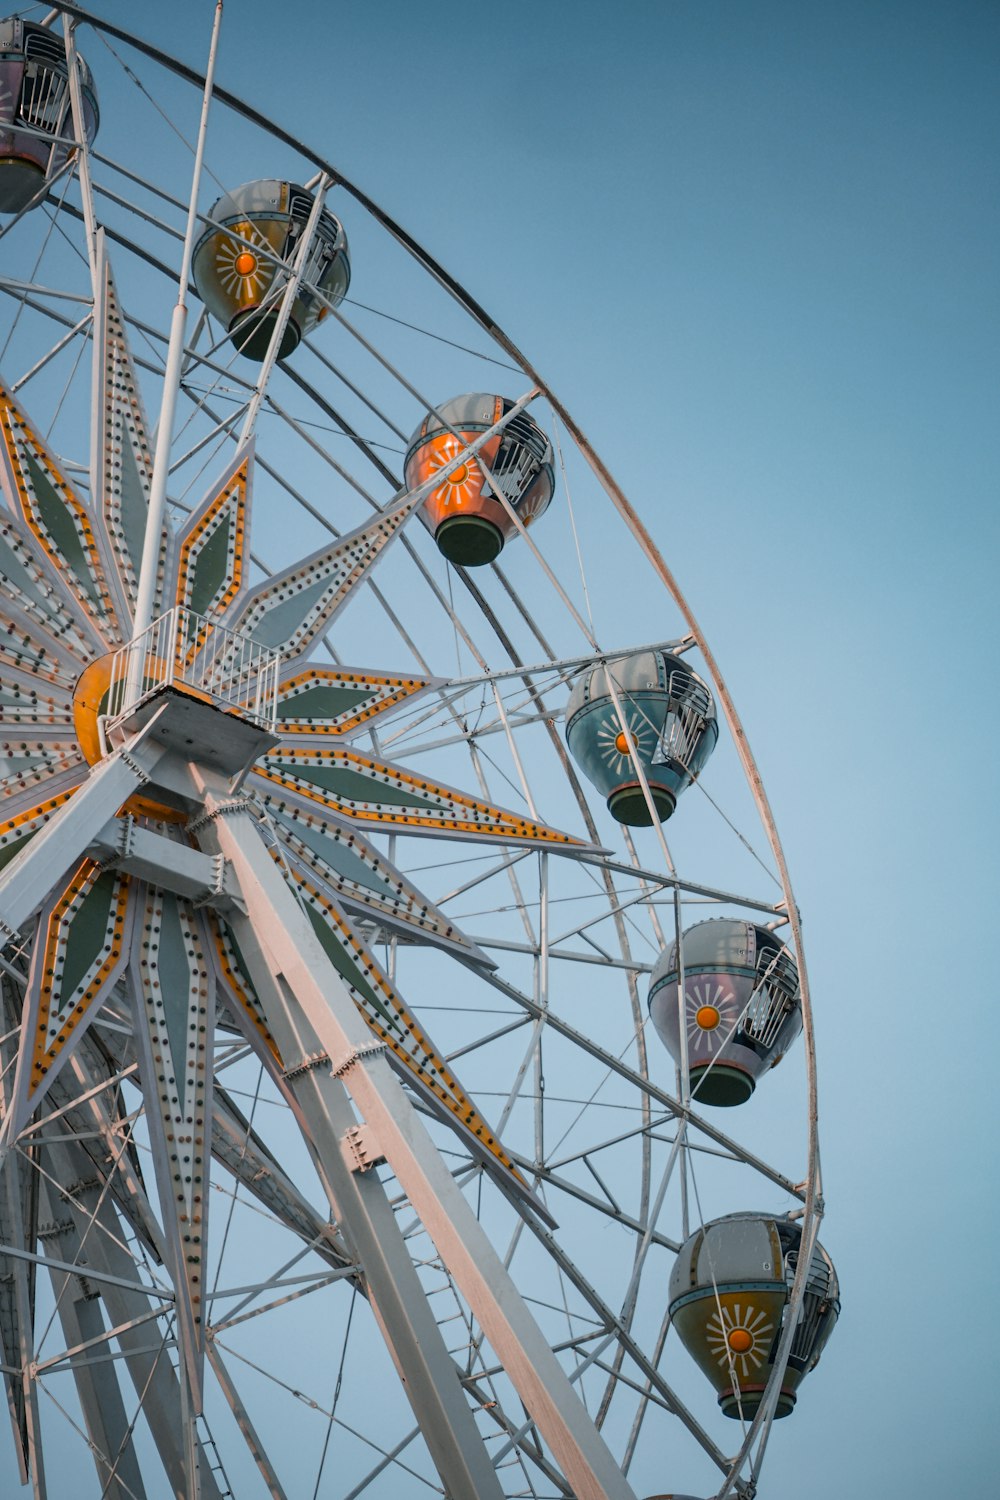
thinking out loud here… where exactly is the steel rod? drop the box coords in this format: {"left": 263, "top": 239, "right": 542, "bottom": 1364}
{"left": 131, "top": 0, "right": 223, "bottom": 644}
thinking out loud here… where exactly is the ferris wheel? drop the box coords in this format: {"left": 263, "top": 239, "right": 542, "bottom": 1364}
{"left": 0, "top": 7, "right": 838, "bottom": 1499}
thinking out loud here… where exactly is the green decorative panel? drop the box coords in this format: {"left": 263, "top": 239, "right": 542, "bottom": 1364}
{"left": 221, "top": 486, "right": 423, "bottom": 662}
{"left": 26, "top": 860, "right": 133, "bottom": 1096}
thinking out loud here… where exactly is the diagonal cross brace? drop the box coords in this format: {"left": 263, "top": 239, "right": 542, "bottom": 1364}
{"left": 192, "top": 779, "right": 638, "bottom": 1500}
{"left": 0, "top": 710, "right": 175, "bottom": 946}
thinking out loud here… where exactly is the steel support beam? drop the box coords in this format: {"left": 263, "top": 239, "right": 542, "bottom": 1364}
{"left": 195, "top": 788, "right": 638, "bottom": 1500}
{"left": 0, "top": 729, "right": 171, "bottom": 944}
{"left": 1, "top": 1152, "right": 45, "bottom": 1498}
{"left": 37, "top": 1164, "right": 147, "bottom": 1500}
{"left": 205, "top": 1341, "right": 287, "bottom": 1500}
{"left": 36, "top": 1131, "right": 224, "bottom": 1500}
{"left": 199, "top": 874, "right": 505, "bottom": 1500}
{"left": 87, "top": 817, "right": 240, "bottom": 908}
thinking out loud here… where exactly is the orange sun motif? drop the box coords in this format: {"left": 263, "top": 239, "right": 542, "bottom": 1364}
{"left": 215, "top": 226, "right": 273, "bottom": 299}
{"left": 684, "top": 980, "right": 739, "bottom": 1054}
{"left": 425, "top": 433, "right": 483, "bottom": 506}
{"left": 596, "top": 708, "right": 656, "bottom": 775}
{"left": 706, "top": 1303, "right": 775, "bottom": 1378}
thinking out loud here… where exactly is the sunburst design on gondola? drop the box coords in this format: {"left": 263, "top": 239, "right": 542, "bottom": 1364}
{"left": 705, "top": 1302, "right": 775, "bottom": 1378}
{"left": 423, "top": 431, "right": 483, "bottom": 506}
{"left": 214, "top": 222, "right": 273, "bottom": 299}
{"left": 596, "top": 705, "right": 656, "bottom": 775}
{"left": 0, "top": 245, "right": 587, "bottom": 1424}
{"left": 684, "top": 979, "right": 738, "bottom": 1055}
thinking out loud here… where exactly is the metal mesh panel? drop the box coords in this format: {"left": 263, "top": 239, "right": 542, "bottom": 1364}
{"left": 652, "top": 670, "right": 714, "bottom": 766}
{"left": 18, "top": 61, "right": 67, "bottom": 135}
{"left": 742, "top": 946, "right": 799, "bottom": 1048}
{"left": 783, "top": 1244, "right": 837, "bottom": 1370}
{"left": 490, "top": 411, "right": 550, "bottom": 503}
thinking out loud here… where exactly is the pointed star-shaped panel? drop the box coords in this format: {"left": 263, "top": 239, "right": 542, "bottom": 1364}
{"left": 0, "top": 244, "right": 589, "bottom": 1256}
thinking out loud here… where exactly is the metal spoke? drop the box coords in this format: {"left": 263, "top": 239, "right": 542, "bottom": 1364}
{"left": 0, "top": 10, "right": 824, "bottom": 1496}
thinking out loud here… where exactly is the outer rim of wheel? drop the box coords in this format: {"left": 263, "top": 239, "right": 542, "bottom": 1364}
{"left": 3, "top": 8, "right": 825, "bottom": 1496}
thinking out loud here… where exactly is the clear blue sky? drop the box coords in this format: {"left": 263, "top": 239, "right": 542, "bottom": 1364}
{"left": 8, "top": 1, "right": 1000, "bottom": 1494}
{"left": 182, "top": 7, "right": 995, "bottom": 1489}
